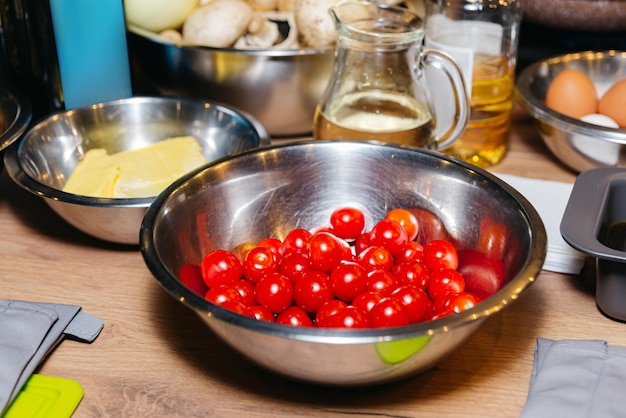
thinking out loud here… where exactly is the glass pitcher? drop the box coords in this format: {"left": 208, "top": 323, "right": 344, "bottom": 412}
{"left": 313, "top": 0, "right": 469, "bottom": 150}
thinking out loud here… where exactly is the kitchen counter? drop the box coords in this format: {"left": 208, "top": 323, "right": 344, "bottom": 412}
{"left": 2, "top": 108, "right": 621, "bottom": 418}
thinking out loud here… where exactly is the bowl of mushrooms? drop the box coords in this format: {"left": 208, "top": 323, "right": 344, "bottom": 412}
{"left": 125, "top": 0, "right": 423, "bottom": 137}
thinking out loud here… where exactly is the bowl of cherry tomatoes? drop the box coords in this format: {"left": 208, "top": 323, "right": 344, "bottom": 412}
{"left": 140, "top": 139, "right": 547, "bottom": 386}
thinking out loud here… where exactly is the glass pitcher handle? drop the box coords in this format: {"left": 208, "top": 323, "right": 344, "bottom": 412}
{"left": 422, "top": 48, "right": 470, "bottom": 150}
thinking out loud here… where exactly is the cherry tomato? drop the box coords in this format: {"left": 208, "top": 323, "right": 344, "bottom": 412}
{"left": 476, "top": 219, "right": 509, "bottom": 261}
{"left": 315, "top": 299, "right": 348, "bottom": 327}
{"left": 391, "top": 285, "right": 432, "bottom": 324}
{"left": 409, "top": 208, "right": 450, "bottom": 245}
{"left": 294, "top": 270, "right": 334, "bottom": 313}
{"left": 254, "top": 272, "right": 293, "bottom": 313}
{"left": 201, "top": 250, "right": 243, "bottom": 289}
{"left": 369, "top": 219, "right": 409, "bottom": 256}
{"left": 220, "top": 300, "right": 255, "bottom": 318}
{"left": 229, "top": 279, "right": 256, "bottom": 306}
{"left": 385, "top": 208, "right": 419, "bottom": 241}
{"left": 325, "top": 306, "right": 370, "bottom": 329}
{"left": 242, "top": 246, "right": 278, "bottom": 283}
{"left": 427, "top": 268, "right": 465, "bottom": 301}
{"left": 366, "top": 269, "right": 399, "bottom": 296}
{"left": 457, "top": 249, "right": 505, "bottom": 300}
{"left": 279, "top": 228, "right": 312, "bottom": 255}
{"left": 351, "top": 291, "right": 383, "bottom": 314}
{"left": 277, "top": 251, "right": 311, "bottom": 282}
{"left": 368, "top": 297, "right": 410, "bottom": 328}
{"left": 447, "top": 292, "right": 481, "bottom": 313}
{"left": 422, "top": 239, "right": 459, "bottom": 271}
{"left": 330, "top": 207, "right": 366, "bottom": 241}
{"left": 276, "top": 306, "right": 313, "bottom": 327}
{"left": 330, "top": 261, "right": 369, "bottom": 302}
{"left": 356, "top": 246, "right": 394, "bottom": 272}
{"left": 179, "top": 263, "right": 208, "bottom": 296}
{"left": 394, "top": 241, "right": 424, "bottom": 264}
{"left": 392, "top": 261, "right": 430, "bottom": 290}
{"left": 308, "top": 231, "right": 344, "bottom": 272}
{"left": 250, "top": 305, "right": 275, "bottom": 322}
{"left": 355, "top": 232, "right": 372, "bottom": 254}
{"left": 205, "top": 285, "right": 244, "bottom": 306}
{"left": 256, "top": 237, "right": 282, "bottom": 257}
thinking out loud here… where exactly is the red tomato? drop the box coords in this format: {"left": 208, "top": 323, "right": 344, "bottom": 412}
{"left": 279, "top": 228, "right": 312, "bottom": 255}
{"left": 315, "top": 299, "right": 348, "bottom": 327}
{"left": 385, "top": 208, "right": 419, "bottom": 241}
{"left": 330, "top": 207, "right": 366, "bottom": 241}
{"left": 242, "top": 246, "right": 278, "bottom": 283}
{"left": 256, "top": 237, "right": 282, "bottom": 256}
{"left": 277, "top": 251, "right": 311, "bottom": 282}
{"left": 220, "top": 300, "right": 255, "bottom": 318}
{"left": 330, "top": 261, "right": 369, "bottom": 302}
{"left": 355, "top": 232, "right": 372, "bottom": 254}
{"left": 427, "top": 268, "right": 465, "bottom": 301}
{"left": 369, "top": 297, "right": 410, "bottom": 328}
{"left": 356, "top": 246, "right": 394, "bottom": 272}
{"left": 457, "top": 249, "right": 505, "bottom": 300}
{"left": 351, "top": 291, "right": 383, "bottom": 314}
{"left": 369, "top": 219, "right": 409, "bottom": 256}
{"left": 409, "top": 208, "right": 450, "bottom": 245}
{"left": 392, "top": 261, "right": 430, "bottom": 290}
{"left": 249, "top": 305, "right": 275, "bottom": 322}
{"left": 308, "top": 231, "right": 344, "bottom": 272}
{"left": 254, "top": 273, "right": 293, "bottom": 313}
{"left": 201, "top": 250, "right": 243, "bottom": 289}
{"left": 179, "top": 263, "right": 208, "bottom": 296}
{"left": 476, "top": 219, "right": 509, "bottom": 262}
{"left": 325, "top": 306, "right": 370, "bottom": 329}
{"left": 366, "top": 269, "right": 398, "bottom": 296}
{"left": 394, "top": 241, "right": 424, "bottom": 264}
{"left": 276, "top": 306, "right": 313, "bottom": 327}
{"left": 391, "top": 285, "right": 432, "bottom": 324}
{"left": 205, "top": 285, "right": 244, "bottom": 306}
{"left": 447, "top": 292, "right": 481, "bottom": 313}
{"left": 229, "top": 279, "right": 256, "bottom": 306}
{"left": 422, "top": 239, "right": 459, "bottom": 271}
{"left": 294, "top": 270, "right": 334, "bottom": 313}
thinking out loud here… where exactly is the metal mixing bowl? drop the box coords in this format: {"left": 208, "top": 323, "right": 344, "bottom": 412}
{"left": 140, "top": 140, "right": 546, "bottom": 386}
{"left": 515, "top": 50, "right": 626, "bottom": 173}
{"left": 126, "top": 25, "right": 334, "bottom": 137}
{"left": 0, "top": 84, "right": 32, "bottom": 161}
{"left": 3, "top": 96, "right": 270, "bottom": 245}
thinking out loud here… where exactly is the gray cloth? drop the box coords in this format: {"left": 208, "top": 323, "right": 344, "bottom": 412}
{"left": 0, "top": 299, "right": 104, "bottom": 415}
{"left": 520, "top": 338, "right": 626, "bottom": 418}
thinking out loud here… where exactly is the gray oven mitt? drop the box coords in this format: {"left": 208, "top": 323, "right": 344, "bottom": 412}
{"left": 520, "top": 338, "right": 626, "bottom": 418}
{"left": 0, "top": 299, "right": 104, "bottom": 415}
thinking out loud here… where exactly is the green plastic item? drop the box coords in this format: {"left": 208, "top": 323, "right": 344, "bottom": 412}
{"left": 3, "top": 374, "right": 83, "bottom": 418}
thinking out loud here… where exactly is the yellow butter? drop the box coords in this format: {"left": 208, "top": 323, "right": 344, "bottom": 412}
{"left": 63, "top": 136, "right": 207, "bottom": 198}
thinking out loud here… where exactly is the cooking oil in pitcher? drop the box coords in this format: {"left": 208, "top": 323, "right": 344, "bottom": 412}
{"left": 313, "top": 91, "right": 436, "bottom": 147}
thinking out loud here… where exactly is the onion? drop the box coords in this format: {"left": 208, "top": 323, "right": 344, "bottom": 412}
{"left": 124, "top": 0, "right": 198, "bottom": 33}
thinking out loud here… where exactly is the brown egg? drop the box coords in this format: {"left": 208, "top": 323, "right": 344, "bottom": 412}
{"left": 599, "top": 78, "right": 626, "bottom": 128}
{"left": 545, "top": 69, "right": 598, "bottom": 119}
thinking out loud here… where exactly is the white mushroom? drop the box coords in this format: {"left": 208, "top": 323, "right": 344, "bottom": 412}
{"left": 278, "top": 0, "right": 295, "bottom": 12}
{"left": 183, "top": 0, "right": 253, "bottom": 48}
{"left": 294, "top": 0, "right": 341, "bottom": 49}
{"left": 246, "top": 0, "right": 278, "bottom": 11}
{"left": 235, "top": 16, "right": 280, "bottom": 49}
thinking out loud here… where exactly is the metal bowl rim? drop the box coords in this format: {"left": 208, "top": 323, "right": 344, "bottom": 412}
{"left": 0, "top": 84, "right": 33, "bottom": 153}
{"left": 140, "top": 139, "right": 547, "bottom": 344}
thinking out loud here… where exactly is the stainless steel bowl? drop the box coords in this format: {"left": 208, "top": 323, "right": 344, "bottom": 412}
{"left": 4, "top": 96, "right": 270, "bottom": 245}
{"left": 0, "top": 84, "right": 32, "bottom": 155}
{"left": 127, "top": 25, "right": 334, "bottom": 137}
{"left": 515, "top": 50, "right": 626, "bottom": 173}
{"left": 140, "top": 140, "right": 546, "bottom": 386}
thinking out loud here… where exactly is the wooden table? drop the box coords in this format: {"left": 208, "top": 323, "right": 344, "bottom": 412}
{"left": 1, "top": 108, "right": 622, "bottom": 418}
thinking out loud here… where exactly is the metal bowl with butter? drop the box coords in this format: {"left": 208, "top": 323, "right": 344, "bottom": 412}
{"left": 3, "top": 96, "right": 270, "bottom": 245}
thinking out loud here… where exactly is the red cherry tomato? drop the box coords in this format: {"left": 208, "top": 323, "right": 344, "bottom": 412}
{"left": 427, "top": 268, "right": 465, "bottom": 301}
{"left": 410, "top": 208, "right": 450, "bottom": 245}
{"left": 294, "top": 270, "right": 334, "bottom": 313}
{"left": 422, "top": 239, "right": 459, "bottom": 271}
{"left": 277, "top": 251, "right": 311, "bottom": 282}
{"left": 356, "top": 246, "right": 394, "bottom": 272}
{"left": 242, "top": 246, "right": 278, "bottom": 283}
{"left": 254, "top": 272, "right": 293, "bottom": 313}
{"left": 392, "top": 261, "right": 430, "bottom": 291}
{"left": 205, "top": 285, "right": 244, "bottom": 306}
{"left": 447, "top": 292, "right": 481, "bottom": 313}
{"left": 366, "top": 269, "right": 399, "bottom": 296}
{"left": 325, "top": 306, "right": 370, "bottom": 329}
{"left": 256, "top": 237, "right": 282, "bottom": 257}
{"left": 476, "top": 219, "right": 509, "bottom": 262}
{"left": 330, "top": 207, "right": 366, "bottom": 241}
{"left": 179, "top": 263, "right": 208, "bottom": 296}
{"left": 355, "top": 232, "right": 372, "bottom": 254}
{"left": 385, "top": 208, "right": 419, "bottom": 241}
{"left": 250, "top": 305, "right": 275, "bottom": 322}
{"left": 391, "top": 285, "right": 432, "bottom": 324}
{"left": 457, "top": 249, "right": 505, "bottom": 300}
{"left": 220, "top": 300, "right": 255, "bottom": 318}
{"left": 279, "top": 228, "right": 312, "bottom": 255}
{"left": 394, "top": 241, "right": 424, "bottom": 264}
{"left": 201, "top": 250, "right": 243, "bottom": 289}
{"left": 308, "top": 231, "right": 344, "bottom": 272}
{"left": 315, "top": 299, "right": 348, "bottom": 327}
{"left": 369, "top": 297, "right": 410, "bottom": 328}
{"left": 369, "top": 219, "right": 409, "bottom": 256}
{"left": 351, "top": 291, "right": 383, "bottom": 314}
{"left": 229, "top": 279, "right": 256, "bottom": 306}
{"left": 329, "top": 261, "right": 369, "bottom": 303}
{"left": 276, "top": 306, "right": 313, "bottom": 327}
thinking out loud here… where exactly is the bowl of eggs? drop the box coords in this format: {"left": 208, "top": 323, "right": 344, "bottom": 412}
{"left": 515, "top": 50, "right": 626, "bottom": 173}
